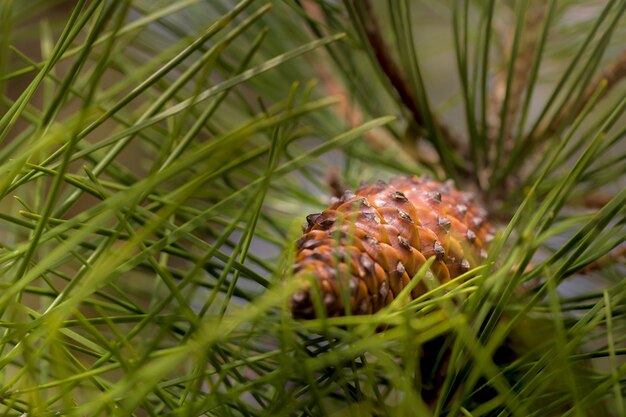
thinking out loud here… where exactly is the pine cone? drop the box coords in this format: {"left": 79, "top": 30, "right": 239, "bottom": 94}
{"left": 289, "top": 176, "right": 493, "bottom": 319}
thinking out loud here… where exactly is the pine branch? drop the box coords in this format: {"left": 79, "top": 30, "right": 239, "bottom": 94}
{"left": 301, "top": 0, "right": 443, "bottom": 172}
{"left": 359, "top": 0, "right": 468, "bottom": 165}
{"left": 488, "top": 0, "right": 547, "bottom": 144}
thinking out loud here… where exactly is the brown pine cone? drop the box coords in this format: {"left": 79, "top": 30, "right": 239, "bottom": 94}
{"left": 289, "top": 176, "right": 493, "bottom": 319}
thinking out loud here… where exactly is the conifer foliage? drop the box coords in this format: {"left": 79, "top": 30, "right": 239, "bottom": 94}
{"left": 0, "top": 1, "right": 624, "bottom": 416}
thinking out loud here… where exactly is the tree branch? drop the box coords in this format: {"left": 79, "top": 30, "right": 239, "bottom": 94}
{"left": 488, "top": 0, "right": 548, "bottom": 155}
{"left": 359, "top": 0, "right": 467, "bottom": 162}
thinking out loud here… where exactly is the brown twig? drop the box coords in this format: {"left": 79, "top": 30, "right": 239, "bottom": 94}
{"left": 488, "top": 1, "right": 547, "bottom": 151}
{"left": 326, "top": 169, "right": 345, "bottom": 199}
{"left": 581, "top": 191, "right": 616, "bottom": 209}
{"left": 301, "top": 1, "right": 453, "bottom": 173}
{"left": 504, "top": 3, "right": 546, "bottom": 142}
{"left": 359, "top": 0, "right": 467, "bottom": 161}
{"left": 360, "top": 0, "right": 423, "bottom": 127}
{"left": 539, "top": 48, "right": 626, "bottom": 139}
{"left": 580, "top": 246, "right": 626, "bottom": 274}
